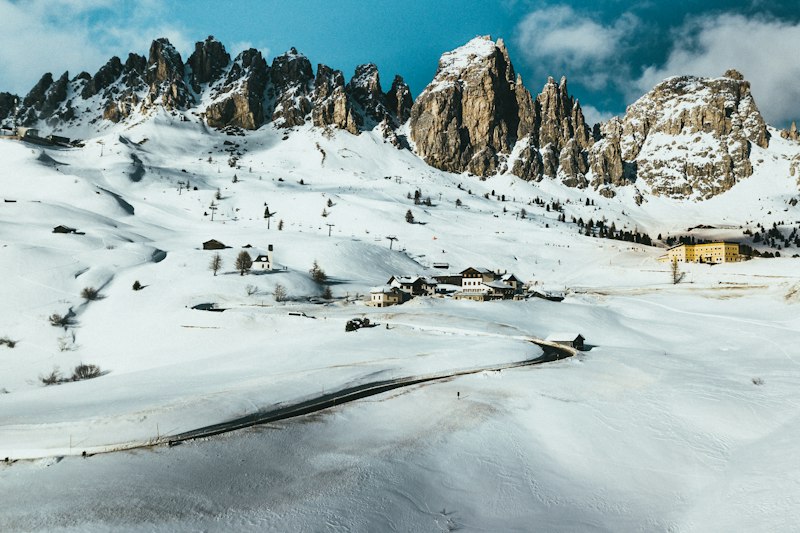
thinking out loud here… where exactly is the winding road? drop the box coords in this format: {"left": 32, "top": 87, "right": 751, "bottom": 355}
{"left": 165, "top": 340, "right": 574, "bottom": 447}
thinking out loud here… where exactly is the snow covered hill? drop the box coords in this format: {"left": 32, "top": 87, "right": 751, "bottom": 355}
{"left": 1, "top": 35, "right": 800, "bottom": 532}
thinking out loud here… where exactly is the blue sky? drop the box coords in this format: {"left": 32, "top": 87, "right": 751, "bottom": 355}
{"left": 1, "top": 0, "right": 799, "bottom": 126}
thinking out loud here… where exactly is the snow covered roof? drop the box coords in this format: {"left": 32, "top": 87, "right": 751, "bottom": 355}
{"left": 370, "top": 285, "right": 398, "bottom": 294}
{"left": 545, "top": 333, "right": 584, "bottom": 342}
{"left": 484, "top": 280, "right": 512, "bottom": 290}
{"left": 461, "top": 267, "right": 494, "bottom": 275}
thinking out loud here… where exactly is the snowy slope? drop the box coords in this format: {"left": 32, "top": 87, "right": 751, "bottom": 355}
{"left": 1, "top": 111, "right": 799, "bottom": 531}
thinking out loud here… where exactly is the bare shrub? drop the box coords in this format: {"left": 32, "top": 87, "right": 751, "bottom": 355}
{"left": 0, "top": 337, "right": 16, "bottom": 348}
{"left": 40, "top": 367, "right": 63, "bottom": 386}
{"left": 71, "top": 363, "right": 103, "bottom": 381}
{"left": 81, "top": 287, "right": 100, "bottom": 301}
{"left": 49, "top": 313, "right": 73, "bottom": 327}
{"left": 752, "top": 377, "right": 764, "bottom": 386}
{"left": 274, "top": 283, "right": 287, "bottom": 302}
{"left": 245, "top": 284, "right": 258, "bottom": 296}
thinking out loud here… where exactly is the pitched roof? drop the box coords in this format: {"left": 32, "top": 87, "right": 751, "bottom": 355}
{"left": 484, "top": 280, "right": 512, "bottom": 290}
{"left": 370, "top": 285, "right": 398, "bottom": 294}
{"left": 461, "top": 266, "right": 494, "bottom": 275}
{"left": 545, "top": 332, "right": 584, "bottom": 342}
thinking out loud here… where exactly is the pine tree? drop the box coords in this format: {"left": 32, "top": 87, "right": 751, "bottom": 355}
{"left": 405, "top": 209, "right": 414, "bottom": 223}
{"left": 310, "top": 260, "right": 327, "bottom": 283}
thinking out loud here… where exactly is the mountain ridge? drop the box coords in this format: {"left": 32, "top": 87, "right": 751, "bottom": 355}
{"left": 1, "top": 34, "right": 798, "bottom": 202}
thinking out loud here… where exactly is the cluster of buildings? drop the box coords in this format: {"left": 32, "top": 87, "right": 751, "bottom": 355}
{"left": 658, "top": 242, "right": 741, "bottom": 264}
{"left": 366, "top": 267, "right": 526, "bottom": 307}
{"left": 203, "top": 239, "right": 275, "bottom": 270}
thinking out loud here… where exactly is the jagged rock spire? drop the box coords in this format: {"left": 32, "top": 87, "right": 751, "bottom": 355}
{"left": 188, "top": 36, "right": 231, "bottom": 92}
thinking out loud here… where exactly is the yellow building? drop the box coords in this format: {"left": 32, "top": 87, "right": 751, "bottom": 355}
{"left": 658, "top": 242, "right": 741, "bottom": 264}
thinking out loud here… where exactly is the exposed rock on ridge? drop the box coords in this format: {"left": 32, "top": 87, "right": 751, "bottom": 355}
{"left": 618, "top": 70, "right": 770, "bottom": 199}
{"left": 409, "top": 36, "right": 520, "bottom": 176}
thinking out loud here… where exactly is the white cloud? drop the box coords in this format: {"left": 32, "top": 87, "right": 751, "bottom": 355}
{"left": 581, "top": 104, "right": 616, "bottom": 127}
{"left": 633, "top": 13, "right": 800, "bottom": 126}
{"left": 514, "top": 5, "right": 640, "bottom": 90}
{"left": 0, "top": 0, "right": 192, "bottom": 95}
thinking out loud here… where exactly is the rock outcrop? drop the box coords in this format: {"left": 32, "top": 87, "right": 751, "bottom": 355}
{"left": 410, "top": 36, "right": 520, "bottom": 175}
{"left": 536, "top": 76, "right": 592, "bottom": 152}
{"left": 588, "top": 117, "right": 626, "bottom": 195}
{"left": 144, "top": 38, "right": 192, "bottom": 110}
{"left": 385, "top": 75, "right": 413, "bottom": 124}
{"left": 618, "top": 70, "right": 769, "bottom": 199}
{"left": 0, "top": 92, "right": 17, "bottom": 122}
{"left": 268, "top": 48, "right": 314, "bottom": 127}
{"left": 205, "top": 48, "right": 268, "bottom": 130}
{"left": 782, "top": 121, "right": 799, "bottom": 142}
{"left": 188, "top": 36, "right": 230, "bottom": 92}
{"left": 312, "top": 64, "right": 361, "bottom": 134}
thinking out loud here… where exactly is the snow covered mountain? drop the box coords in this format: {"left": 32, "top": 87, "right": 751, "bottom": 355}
{"left": 2, "top": 35, "right": 799, "bottom": 205}
{"left": 2, "top": 33, "right": 800, "bottom": 532}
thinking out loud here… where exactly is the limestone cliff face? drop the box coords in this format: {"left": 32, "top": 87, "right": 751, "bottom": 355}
{"left": 535, "top": 76, "right": 591, "bottom": 152}
{"left": 385, "top": 75, "right": 413, "bottom": 124}
{"left": 312, "top": 64, "right": 361, "bottom": 134}
{"left": 618, "top": 70, "right": 769, "bottom": 199}
{"left": 409, "top": 37, "right": 597, "bottom": 185}
{"left": 410, "top": 36, "right": 520, "bottom": 176}
{"left": 268, "top": 48, "right": 314, "bottom": 127}
{"left": 205, "top": 48, "right": 268, "bottom": 130}
{"left": 188, "top": 36, "right": 231, "bottom": 92}
{"left": 144, "top": 38, "right": 192, "bottom": 110}
{"left": 0, "top": 35, "right": 781, "bottom": 203}
{"left": 588, "top": 117, "right": 626, "bottom": 196}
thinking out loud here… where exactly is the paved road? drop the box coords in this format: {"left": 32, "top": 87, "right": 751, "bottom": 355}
{"left": 166, "top": 340, "right": 574, "bottom": 447}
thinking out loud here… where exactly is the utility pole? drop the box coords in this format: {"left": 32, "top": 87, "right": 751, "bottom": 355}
{"left": 209, "top": 203, "right": 218, "bottom": 221}
{"left": 326, "top": 223, "right": 335, "bottom": 237}
{"left": 177, "top": 180, "right": 187, "bottom": 195}
{"left": 386, "top": 235, "right": 398, "bottom": 250}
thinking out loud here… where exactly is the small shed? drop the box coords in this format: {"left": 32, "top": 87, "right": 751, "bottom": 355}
{"left": 52, "top": 225, "right": 77, "bottom": 234}
{"left": 203, "top": 239, "right": 226, "bottom": 250}
{"left": 545, "top": 333, "right": 585, "bottom": 350}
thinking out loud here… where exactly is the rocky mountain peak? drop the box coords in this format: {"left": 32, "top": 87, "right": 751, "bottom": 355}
{"left": 781, "top": 120, "right": 799, "bottom": 142}
{"left": 144, "top": 38, "right": 192, "bottom": 109}
{"left": 617, "top": 70, "right": 770, "bottom": 199}
{"left": 535, "top": 75, "right": 591, "bottom": 152}
{"left": 385, "top": 75, "right": 413, "bottom": 124}
{"left": 188, "top": 35, "right": 231, "bottom": 92}
{"left": 347, "top": 63, "right": 390, "bottom": 125}
{"left": 204, "top": 48, "right": 269, "bottom": 130}
{"left": 410, "top": 36, "right": 520, "bottom": 176}
{"left": 269, "top": 47, "right": 314, "bottom": 127}
{"left": 312, "top": 63, "right": 361, "bottom": 134}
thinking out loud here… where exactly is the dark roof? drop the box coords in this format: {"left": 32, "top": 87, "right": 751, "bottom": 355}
{"left": 203, "top": 239, "right": 226, "bottom": 249}
{"left": 52, "top": 225, "right": 76, "bottom": 233}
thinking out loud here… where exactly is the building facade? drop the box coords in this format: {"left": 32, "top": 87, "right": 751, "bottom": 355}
{"left": 659, "top": 242, "right": 741, "bottom": 264}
